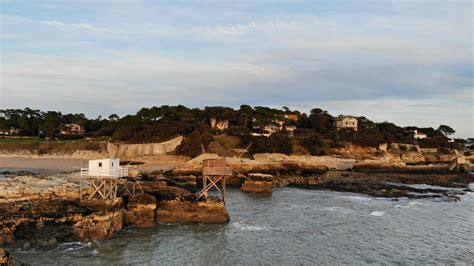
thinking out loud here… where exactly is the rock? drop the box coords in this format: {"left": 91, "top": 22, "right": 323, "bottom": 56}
{"left": 241, "top": 174, "right": 274, "bottom": 193}
{"left": 124, "top": 194, "right": 157, "bottom": 228}
{"left": 156, "top": 197, "right": 229, "bottom": 223}
{"left": 139, "top": 181, "right": 195, "bottom": 201}
{"left": 165, "top": 175, "right": 197, "bottom": 191}
{"left": 22, "top": 241, "right": 31, "bottom": 249}
{"left": 79, "top": 198, "right": 124, "bottom": 211}
{"left": 127, "top": 169, "right": 142, "bottom": 179}
{"left": 5, "top": 221, "right": 76, "bottom": 249}
{"left": 0, "top": 248, "right": 11, "bottom": 265}
{"left": 352, "top": 161, "right": 453, "bottom": 174}
{"left": 172, "top": 153, "right": 337, "bottom": 176}
{"left": 73, "top": 210, "right": 124, "bottom": 242}
{"left": 0, "top": 227, "right": 14, "bottom": 245}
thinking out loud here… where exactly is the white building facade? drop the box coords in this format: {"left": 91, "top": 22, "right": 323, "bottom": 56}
{"left": 82, "top": 159, "right": 128, "bottom": 178}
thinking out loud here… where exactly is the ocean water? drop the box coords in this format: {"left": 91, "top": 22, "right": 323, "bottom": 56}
{"left": 9, "top": 186, "right": 474, "bottom": 265}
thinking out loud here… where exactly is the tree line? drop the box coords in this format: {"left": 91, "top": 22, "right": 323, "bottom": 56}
{"left": 0, "top": 106, "right": 461, "bottom": 154}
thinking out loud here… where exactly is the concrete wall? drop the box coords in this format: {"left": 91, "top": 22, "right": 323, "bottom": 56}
{"left": 107, "top": 136, "right": 183, "bottom": 158}
{"left": 391, "top": 143, "right": 420, "bottom": 153}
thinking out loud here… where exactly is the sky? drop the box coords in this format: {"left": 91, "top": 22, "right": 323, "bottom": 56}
{"left": 0, "top": 0, "right": 473, "bottom": 137}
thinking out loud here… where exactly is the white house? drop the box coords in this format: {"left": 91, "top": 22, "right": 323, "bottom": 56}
{"left": 81, "top": 158, "right": 128, "bottom": 178}
{"left": 335, "top": 115, "right": 358, "bottom": 131}
{"left": 413, "top": 130, "right": 427, "bottom": 140}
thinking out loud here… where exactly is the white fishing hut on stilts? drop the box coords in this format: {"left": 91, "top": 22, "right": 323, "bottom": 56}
{"left": 80, "top": 158, "right": 142, "bottom": 200}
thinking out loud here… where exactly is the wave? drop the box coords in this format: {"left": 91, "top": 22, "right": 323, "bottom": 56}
{"left": 232, "top": 221, "right": 266, "bottom": 231}
{"left": 323, "top": 206, "right": 353, "bottom": 213}
{"left": 370, "top": 211, "right": 385, "bottom": 217}
{"left": 55, "top": 242, "right": 91, "bottom": 252}
{"left": 395, "top": 200, "right": 424, "bottom": 209}
{"left": 339, "top": 195, "right": 374, "bottom": 203}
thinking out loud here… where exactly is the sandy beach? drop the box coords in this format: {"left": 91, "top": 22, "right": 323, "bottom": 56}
{"left": 0, "top": 157, "right": 82, "bottom": 174}
{"left": 0, "top": 157, "right": 180, "bottom": 175}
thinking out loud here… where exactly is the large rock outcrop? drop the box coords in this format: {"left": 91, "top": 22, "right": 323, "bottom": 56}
{"left": 73, "top": 210, "right": 124, "bottom": 242}
{"left": 241, "top": 173, "right": 274, "bottom": 193}
{"left": 172, "top": 153, "right": 333, "bottom": 176}
{"left": 157, "top": 198, "right": 229, "bottom": 223}
{"left": 124, "top": 194, "right": 157, "bottom": 228}
{"left": 1, "top": 172, "right": 229, "bottom": 248}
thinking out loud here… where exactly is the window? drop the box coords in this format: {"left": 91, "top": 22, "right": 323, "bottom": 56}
{"left": 112, "top": 162, "right": 114, "bottom": 167}
{"left": 98, "top": 162, "right": 102, "bottom": 167}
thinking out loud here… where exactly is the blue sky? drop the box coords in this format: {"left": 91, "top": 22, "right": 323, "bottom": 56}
{"left": 1, "top": 0, "right": 472, "bottom": 137}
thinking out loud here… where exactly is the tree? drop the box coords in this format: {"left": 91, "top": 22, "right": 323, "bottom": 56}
{"left": 108, "top": 114, "right": 119, "bottom": 121}
{"left": 437, "top": 125, "right": 455, "bottom": 136}
{"left": 310, "top": 108, "right": 323, "bottom": 115}
{"left": 239, "top": 105, "right": 253, "bottom": 128}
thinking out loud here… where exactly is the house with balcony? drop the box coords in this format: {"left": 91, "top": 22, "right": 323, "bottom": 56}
{"left": 335, "top": 115, "right": 358, "bottom": 131}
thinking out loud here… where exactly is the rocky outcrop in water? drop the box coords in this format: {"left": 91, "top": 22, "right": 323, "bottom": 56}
{"left": 157, "top": 198, "right": 229, "bottom": 223}
{"left": 73, "top": 209, "right": 124, "bottom": 242}
{"left": 241, "top": 173, "right": 274, "bottom": 193}
{"left": 0, "top": 173, "right": 229, "bottom": 249}
{"left": 124, "top": 194, "right": 157, "bottom": 228}
{"left": 273, "top": 171, "right": 473, "bottom": 201}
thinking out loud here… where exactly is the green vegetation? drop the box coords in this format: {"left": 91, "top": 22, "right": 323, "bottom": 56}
{"left": 0, "top": 106, "right": 463, "bottom": 155}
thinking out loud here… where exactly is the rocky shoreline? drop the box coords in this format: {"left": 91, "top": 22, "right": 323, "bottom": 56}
{"left": 1, "top": 154, "right": 473, "bottom": 259}
{"left": 0, "top": 173, "right": 229, "bottom": 251}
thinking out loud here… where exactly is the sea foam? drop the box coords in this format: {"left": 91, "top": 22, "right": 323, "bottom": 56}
{"left": 232, "top": 221, "right": 266, "bottom": 231}
{"left": 370, "top": 211, "right": 385, "bottom": 217}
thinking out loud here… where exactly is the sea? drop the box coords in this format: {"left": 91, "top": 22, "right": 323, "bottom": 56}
{"left": 8, "top": 185, "right": 474, "bottom": 265}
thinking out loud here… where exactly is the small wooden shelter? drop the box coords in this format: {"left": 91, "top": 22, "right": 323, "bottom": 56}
{"left": 80, "top": 159, "right": 142, "bottom": 200}
{"left": 196, "top": 159, "right": 232, "bottom": 204}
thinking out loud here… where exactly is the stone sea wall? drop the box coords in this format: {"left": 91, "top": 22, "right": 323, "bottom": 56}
{"left": 107, "top": 136, "right": 183, "bottom": 158}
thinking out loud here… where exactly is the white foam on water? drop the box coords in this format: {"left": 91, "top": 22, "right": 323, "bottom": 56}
{"left": 282, "top": 204, "right": 310, "bottom": 210}
{"left": 232, "top": 221, "right": 266, "bottom": 231}
{"left": 56, "top": 242, "right": 91, "bottom": 252}
{"left": 409, "top": 201, "right": 423, "bottom": 206}
{"left": 370, "top": 211, "right": 385, "bottom": 217}
{"left": 395, "top": 200, "right": 424, "bottom": 209}
{"left": 339, "top": 195, "right": 373, "bottom": 203}
{"left": 323, "top": 206, "right": 353, "bottom": 213}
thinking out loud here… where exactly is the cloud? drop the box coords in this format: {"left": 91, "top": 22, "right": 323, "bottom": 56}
{"left": 0, "top": 1, "right": 472, "bottom": 137}
{"left": 40, "top": 20, "right": 115, "bottom": 32}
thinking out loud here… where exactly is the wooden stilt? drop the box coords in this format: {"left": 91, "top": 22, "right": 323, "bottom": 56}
{"left": 196, "top": 159, "right": 232, "bottom": 203}
{"left": 223, "top": 176, "right": 226, "bottom": 205}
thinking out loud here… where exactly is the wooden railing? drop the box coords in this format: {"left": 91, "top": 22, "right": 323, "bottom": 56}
{"left": 80, "top": 167, "right": 128, "bottom": 178}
